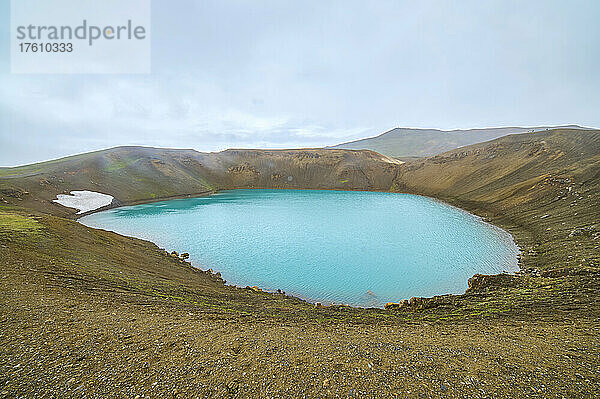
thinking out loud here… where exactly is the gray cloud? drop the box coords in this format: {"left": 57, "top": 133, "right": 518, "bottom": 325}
{"left": 1, "top": 0, "right": 599, "bottom": 165}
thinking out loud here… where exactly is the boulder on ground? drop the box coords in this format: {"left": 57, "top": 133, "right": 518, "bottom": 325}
{"left": 467, "top": 273, "right": 519, "bottom": 292}
{"left": 384, "top": 299, "right": 409, "bottom": 310}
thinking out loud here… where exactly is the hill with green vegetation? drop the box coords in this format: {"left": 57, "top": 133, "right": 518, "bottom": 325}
{"left": 330, "top": 125, "right": 590, "bottom": 159}
{"left": 1, "top": 128, "right": 599, "bottom": 397}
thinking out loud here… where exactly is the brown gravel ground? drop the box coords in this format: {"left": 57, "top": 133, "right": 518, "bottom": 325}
{"left": 0, "top": 205, "right": 599, "bottom": 398}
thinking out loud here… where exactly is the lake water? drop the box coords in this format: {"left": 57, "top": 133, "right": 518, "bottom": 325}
{"left": 80, "top": 189, "right": 519, "bottom": 308}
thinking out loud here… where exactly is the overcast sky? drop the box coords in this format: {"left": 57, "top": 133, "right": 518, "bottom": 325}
{"left": 1, "top": 0, "right": 599, "bottom": 166}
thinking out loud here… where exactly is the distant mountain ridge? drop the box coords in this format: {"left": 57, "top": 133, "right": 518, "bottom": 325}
{"left": 330, "top": 125, "right": 591, "bottom": 159}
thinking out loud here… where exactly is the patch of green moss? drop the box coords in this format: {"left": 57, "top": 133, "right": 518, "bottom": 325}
{"left": 0, "top": 212, "right": 43, "bottom": 233}
{"left": 0, "top": 167, "right": 43, "bottom": 177}
{"left": 104, "top": 157, "right": 141, "bottom": 172}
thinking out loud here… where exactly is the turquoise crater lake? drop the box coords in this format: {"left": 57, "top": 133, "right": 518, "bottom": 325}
{"left": 80, "top": 189, "right": 519, "bottom": 308}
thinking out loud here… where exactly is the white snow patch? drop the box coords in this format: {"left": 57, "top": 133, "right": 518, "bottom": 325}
{"left": 53, "top": 190, "right": 114, "bottom": 214}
